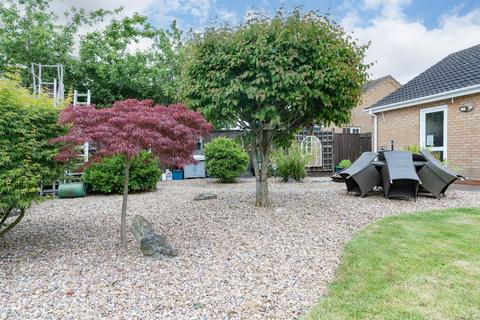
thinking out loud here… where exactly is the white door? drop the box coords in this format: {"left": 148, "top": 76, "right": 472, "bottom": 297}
{"left": 420, "top": 105, "right": 448, "bottom": 160}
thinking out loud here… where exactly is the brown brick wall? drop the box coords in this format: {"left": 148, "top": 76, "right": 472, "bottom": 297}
{"left": 376, "top": 93, "right": 480, "bottom": 179}
{"left": 328, "top": 77, "right": 401, "bottom": 133}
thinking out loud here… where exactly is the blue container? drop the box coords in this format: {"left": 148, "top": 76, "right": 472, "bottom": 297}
{"left": 172, "top": 170, "right": 184, "bottom": 180}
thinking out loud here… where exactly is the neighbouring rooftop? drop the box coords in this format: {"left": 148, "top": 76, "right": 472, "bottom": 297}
{"left": 368, "top": 44, "right": 480, "bottom": 110}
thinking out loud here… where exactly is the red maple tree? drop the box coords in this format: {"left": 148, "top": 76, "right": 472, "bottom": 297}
{"left": 53, "top": 99, "right": 212, "bottom": 248}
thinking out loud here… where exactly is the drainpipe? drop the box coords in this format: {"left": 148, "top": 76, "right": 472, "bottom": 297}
{"left": 369, "top": 110, "right": 378, "bottom": 152}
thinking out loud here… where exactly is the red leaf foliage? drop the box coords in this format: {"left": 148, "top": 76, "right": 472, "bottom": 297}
{"left": 52, "top": 99, "right": 212, "bottom": 167}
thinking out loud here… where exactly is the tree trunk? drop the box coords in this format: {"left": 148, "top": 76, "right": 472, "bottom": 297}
{"left": 120, "top": 160, "right": 130, "bottom": 249}
{"left": 252, "top": 128, "right": 272, "bottom": 207}
{"left": 0, "top": 208, "right": 25, "bottom": 238}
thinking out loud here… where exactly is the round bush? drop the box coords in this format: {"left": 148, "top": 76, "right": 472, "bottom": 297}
{"left": 83, "top": 150, "right": 161, "bottom": 194}
{"left": 338, "top": 159, "right": 352, "bottom": 169}
{"left": 205, "top": 137, "right": 249, "bottom": 183}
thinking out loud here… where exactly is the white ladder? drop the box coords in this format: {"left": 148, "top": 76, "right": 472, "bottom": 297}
{"left": 73, "top": 89, "right": 91, "bottom": 106}
{"left": 73, "top": 89, "right": 92, "bottom": 162}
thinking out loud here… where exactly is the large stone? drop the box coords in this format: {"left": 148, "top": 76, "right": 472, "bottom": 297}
{"left": 194, "top": 192, "right": 217, "bottom": 201}
{"left": 131, "top": 215, "right": 177, "bottom": 257}
{"left": 140, "top": 235, "right": 177, "bottom": 257}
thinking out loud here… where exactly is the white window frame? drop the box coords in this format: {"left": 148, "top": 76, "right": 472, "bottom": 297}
{"left": 343, "top": 127, "right": 361, "bottom": 134}
{"left": 420, "top": 105, "right": 448, "bottom": 160}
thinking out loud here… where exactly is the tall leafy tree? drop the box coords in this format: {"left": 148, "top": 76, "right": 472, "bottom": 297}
{"left": 74, "top": 16, "right": 183, "bottom": 106}
{"left": 53, "top": 99, "right": 211, "bottom": 248}
{"left": 0, "top": 0, "right": 112, "bottom": 87}
{"left": 0, "top": 0, "right": 182, "bottom": 105}
{"left": 180, "top": 10, "right": 369, "bottom": 206}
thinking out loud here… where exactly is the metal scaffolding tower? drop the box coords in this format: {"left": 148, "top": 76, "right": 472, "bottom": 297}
{"left": 31, "top": 63, "right": 64, "bottom": 106}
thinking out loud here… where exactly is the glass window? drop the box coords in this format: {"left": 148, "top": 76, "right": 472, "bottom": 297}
{"left": 420, "top": 106, "right": 447, "bottom": 161}
{"left": 425, "top": 111, "right": 444, "bottom": 147}
{"left": 343, "top": 127, "right": 360, "bottom": 134}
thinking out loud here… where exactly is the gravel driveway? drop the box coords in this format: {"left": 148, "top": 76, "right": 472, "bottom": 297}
{"left": 2, "top": 178, "right": 479, "bottom": 319}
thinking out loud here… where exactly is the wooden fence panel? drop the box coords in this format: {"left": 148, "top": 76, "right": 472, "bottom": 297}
{"left": 334, "top": 133, "right": 372, "bottom": 165}
{"left": 208, "top": 130, "right": 371, "bottom": 173}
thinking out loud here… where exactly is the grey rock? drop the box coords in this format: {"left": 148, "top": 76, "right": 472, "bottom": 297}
{"left": 132, "top": 215, "right": 177, "bottom": 257}
{"left": 140, "top": 234, "right": 177, "bottom": 257}
{"left": 194, "top": 192, "right": 217, "bottom": 201}
{"left": 131, "top": 215, "right": 154, "bottom": 242}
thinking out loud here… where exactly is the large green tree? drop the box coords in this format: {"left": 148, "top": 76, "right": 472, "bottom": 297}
{"left": 180, "top": 11, "right": 369, "bottom": 206}
{"left": 74, "top": 16, "right": 183, "bottom": 106}
{"left": 0, "top": 0, "right": 182, "bottom": 105}
{"left": 0, "top": 0, "right": 111, "bottom": 87}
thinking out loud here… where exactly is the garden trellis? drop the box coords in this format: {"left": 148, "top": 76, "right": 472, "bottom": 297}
{"left": 301, "top": 136, "right": 323, "bottom": 168}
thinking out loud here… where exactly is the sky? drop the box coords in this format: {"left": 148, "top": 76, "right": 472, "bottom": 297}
{"left": 51, "top": 0, "right": 480, "bottom": 84}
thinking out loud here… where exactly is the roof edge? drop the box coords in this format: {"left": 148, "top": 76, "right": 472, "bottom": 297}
{"left": 363, "top": 75, "right": 401, "bottom": 93}
{"left": 365, "top": 83, "right": 480, "bottom": 113}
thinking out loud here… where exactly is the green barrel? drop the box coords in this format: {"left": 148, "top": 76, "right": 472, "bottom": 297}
{"left": 58, "top": 182, "right": 87, "bottom": 198}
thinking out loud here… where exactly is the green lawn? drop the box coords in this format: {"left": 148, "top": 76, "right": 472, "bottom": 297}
{"left": 305, "top": 207, "right": 480, "bottom": 320}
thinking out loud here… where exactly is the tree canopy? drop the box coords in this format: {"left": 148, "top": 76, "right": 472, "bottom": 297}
{"left": 0, "top": 0, "right": 112, "bottom": 87}
{"left": 0, "top": 0, "right": 183, "bottom": 106}
{"left": 74, "top": 16, "right": 183, "bottom": 106}
{"left": 180, "top": 10, "right": 369, "bottom": 206}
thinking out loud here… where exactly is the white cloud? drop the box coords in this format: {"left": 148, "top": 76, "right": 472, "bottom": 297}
{"left": 50, "top": 0, "right": 150, "bottom": 18}
{"left": 50, "top": 0, "right": 226, "bottom": 30}
{"left": 183, "top": 0, "right": 214, "bottom": 20}
{"left": 342, "top": 0, "right": 480, "bottom": 83}
{"left": 215, "top": 8, "right": 237, "bottom": 24}
{"left": 48, "top": 0, "right": 229, "bottom": 52}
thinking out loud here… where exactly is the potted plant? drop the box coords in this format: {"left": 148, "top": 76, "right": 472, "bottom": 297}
{"left": 335, "top": 159, "right": 352, "bottom": 173}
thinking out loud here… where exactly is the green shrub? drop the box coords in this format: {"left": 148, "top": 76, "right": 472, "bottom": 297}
{"left": 0, "top": 77, "right": 65, "bottom": 237}
{"left": 83, "top": 150, "right": 161, "bottom": 194}
{"left": 272, "top": 143, "right": 310, "bottom": 182}
{"left": 403, "top": 144, "right": 422, "bottom": 154}
{"left": 339, "top": 159, "right": 352, "bottom": 169}
{"left": 205, "top": 137, "right": 249, "bottom": 183}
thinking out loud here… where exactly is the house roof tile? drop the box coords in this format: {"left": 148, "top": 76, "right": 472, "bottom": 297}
{"left": 367, "top": 44, "right": 480, "bottom": 109}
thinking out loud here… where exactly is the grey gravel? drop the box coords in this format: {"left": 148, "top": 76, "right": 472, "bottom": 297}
{"left": 1, "top": 178, "right": 479, "bottom": 319}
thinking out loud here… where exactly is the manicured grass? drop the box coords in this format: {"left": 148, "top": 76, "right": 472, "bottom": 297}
{"left": 305, "top": 207, "right": 480, "bottom": 320}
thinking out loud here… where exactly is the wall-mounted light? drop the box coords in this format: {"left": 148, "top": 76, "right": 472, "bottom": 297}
{"left": 459, "top": 104, "right": 474, "bottom": 112}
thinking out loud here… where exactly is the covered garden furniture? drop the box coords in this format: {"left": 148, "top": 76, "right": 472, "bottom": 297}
{"left": 417, "top": 149, "right": 465, "bottom": 198}
{"left": 339, "top": 152, "right": 380, "bottom": 197}
{"left": 340, "top": 150, "right": 465, "bottom": 199}
{"left": 381, "top": 151, "right": 421, "bottom": 199}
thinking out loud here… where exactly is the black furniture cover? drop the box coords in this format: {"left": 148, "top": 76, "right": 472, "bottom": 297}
{"left": 417, "top": 149, "right": 465, "bottom": 197}
{"left": 339, "top": 152, "right": 380, "bottom": 197}
{"left": 381, "top": 151, "right": 421, "bottom": 199}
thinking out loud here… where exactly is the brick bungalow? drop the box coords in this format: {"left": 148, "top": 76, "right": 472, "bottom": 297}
{"left": 365, "top": 44, "right": 480, "bottom": 180}
{"left": 327, "top": 75, "right": 401, "bottom": 133}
